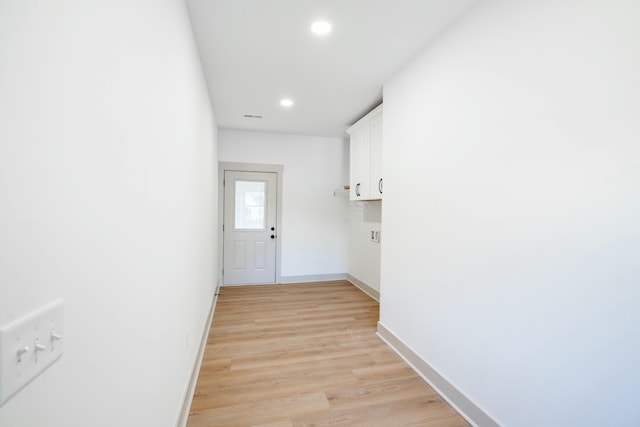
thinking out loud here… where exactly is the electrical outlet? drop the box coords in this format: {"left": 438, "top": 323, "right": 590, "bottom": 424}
{"left": 0, "top": 299, "right": 63, "bottom": 406}
{"left": 370, "top": 230, "right": 381, "bottom": 243}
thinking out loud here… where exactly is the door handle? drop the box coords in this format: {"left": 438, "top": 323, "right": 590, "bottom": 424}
{"left": 271, "top": 235, "right": 276, "bottom": 239}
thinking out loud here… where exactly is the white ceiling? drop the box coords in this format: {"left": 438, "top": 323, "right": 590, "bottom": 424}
{"left": 186, "top": 0, "right": 475, "bottom": 138}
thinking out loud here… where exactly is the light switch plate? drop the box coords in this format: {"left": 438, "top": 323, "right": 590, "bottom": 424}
{"left": 0, "top": 299, "right": 63, "bottom": 406}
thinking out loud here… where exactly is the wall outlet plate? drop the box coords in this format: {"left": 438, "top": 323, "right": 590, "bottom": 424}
{"left": 0, "top": 299, "right": 64, "bottom": 406}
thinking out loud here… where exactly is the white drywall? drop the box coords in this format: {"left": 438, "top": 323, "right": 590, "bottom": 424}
{"left": 348, "top": 201, "right": 382, "bottom": 292}
{"left": 0, "top": 1, "right": 218, "bottom": 426}
{"left": 381, "top": 1, "right": 640, "bottom": 426}
{"left": 218, "top": 129, "right": 348, "bottom": 279}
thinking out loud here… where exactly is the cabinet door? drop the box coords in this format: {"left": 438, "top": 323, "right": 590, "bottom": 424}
{"left": 349, "top": 125, "right": 370, "bottom": 201}
{"left": 369, "top": 112, "right": 383, "bottom": 200}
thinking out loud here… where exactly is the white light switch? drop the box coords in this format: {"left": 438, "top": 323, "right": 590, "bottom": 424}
{"left": 0, "top": 299, "right": 63, "bottom": 406}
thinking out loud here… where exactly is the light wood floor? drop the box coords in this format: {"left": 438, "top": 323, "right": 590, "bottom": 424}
{"left": 187, "top": 281, "right": 468, "bottom": 427}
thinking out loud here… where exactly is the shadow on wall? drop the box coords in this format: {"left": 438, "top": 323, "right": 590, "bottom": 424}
{"left": 362, "top": 201, "right": 382, "bottom": 222}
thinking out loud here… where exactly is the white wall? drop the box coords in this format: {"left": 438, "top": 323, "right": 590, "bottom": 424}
{"left": 347, "top": 201, "right": 382, "bottom": 294}
{"left": 0, "top": 1, "right": 218, "bottom": 426}
{"left": 218, "top": 129, "right": 348, "bottom": 280}
{"left": 381, "top": 1, "right": 640, "bottom": 426}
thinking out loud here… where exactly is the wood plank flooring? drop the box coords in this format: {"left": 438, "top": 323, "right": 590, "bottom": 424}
{"left": 187, "top": 281, "right": 468, "bottom": 427}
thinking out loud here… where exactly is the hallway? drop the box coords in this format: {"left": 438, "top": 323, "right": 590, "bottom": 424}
{"left": 187, "top": 281, "right": 467, "bottom": 426}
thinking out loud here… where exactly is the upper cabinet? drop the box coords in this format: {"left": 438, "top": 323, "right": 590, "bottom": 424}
{"left": 347, "top": 104, "right": 383, "bottom": 201}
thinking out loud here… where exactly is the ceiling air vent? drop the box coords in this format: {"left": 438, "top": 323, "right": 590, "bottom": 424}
{"left": 243, "top": 114, "right": 263, "bottom": 119}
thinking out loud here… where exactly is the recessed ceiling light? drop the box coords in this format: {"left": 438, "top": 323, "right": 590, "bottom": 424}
{"left": 280, "top": 98, "right": 294, "bottom": 107}
{"left": 311, "top": 21, "right": 332, "bottom": 36}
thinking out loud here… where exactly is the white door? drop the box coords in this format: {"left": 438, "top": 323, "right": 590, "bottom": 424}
{"left": 370, "top": 111, "right": 383, "bottom": 199}
{"left": 349, "top": 125, "right": 370, "bottom": 201}
{"left": 223, "top": 170, "right": 277, "bottom": 285}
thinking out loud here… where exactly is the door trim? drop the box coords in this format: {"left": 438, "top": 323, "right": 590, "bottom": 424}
{"left": 218, "top": 162, "right": 283, "bottom": 286}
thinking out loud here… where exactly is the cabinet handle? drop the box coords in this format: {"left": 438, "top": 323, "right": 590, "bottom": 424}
{"left": 378, "top": 178, "right": 383, "bottom": 194}
{"left": 356, "top": 183, "right": 361, "bottom": 197}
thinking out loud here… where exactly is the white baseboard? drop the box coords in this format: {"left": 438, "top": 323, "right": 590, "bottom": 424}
{"left": 279, "top": 273, "right": 347, "bottom": 284}
{"left": 175, "top": 286, "right": 220, "bottom": 427}
{"left": 346, "top": 274, "right": 380, "bottom": 301}
{"left": 377, "top": 322, "right": 500, "bottom": 427}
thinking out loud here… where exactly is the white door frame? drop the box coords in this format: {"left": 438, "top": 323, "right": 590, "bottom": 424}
{"left": 218, "top": 162, "right": 283, "bottom": 286}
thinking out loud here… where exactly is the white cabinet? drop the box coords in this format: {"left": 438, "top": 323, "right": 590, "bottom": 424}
{"left": 347, "top": 104, "right": 383, "bottom": 201}
{"left": 369, "top": 111, "right": 383, "bottom": 198}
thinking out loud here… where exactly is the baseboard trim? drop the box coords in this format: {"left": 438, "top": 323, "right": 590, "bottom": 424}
{"left": 346, "top": 274, "right": 380, "bottom": 301}
{"left": 279, "top": 273, "right": 347, "bottom": 284}
{"left": 175, "top": 285, "right": 220, "bottom": 427}
{"left": 377, "top": 322, "right": 500, "bottom": 427}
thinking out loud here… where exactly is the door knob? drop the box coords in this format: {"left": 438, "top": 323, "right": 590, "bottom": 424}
{"left": 271, "top": 235, "right": 275, "bottom": 239}
{"left": 271, "top": 227, "right": 275, "bottom": 231}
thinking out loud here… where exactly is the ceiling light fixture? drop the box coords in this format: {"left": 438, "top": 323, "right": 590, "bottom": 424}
{"left": 311, "top": 21, "right": 332, "bottom": 36}
{"left": 280, "top": 98, "right": 294, "bottom": 107}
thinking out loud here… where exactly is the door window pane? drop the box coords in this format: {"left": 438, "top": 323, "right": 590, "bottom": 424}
{"left": 235, "top": 180, "right": 266, "bottom": 230}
